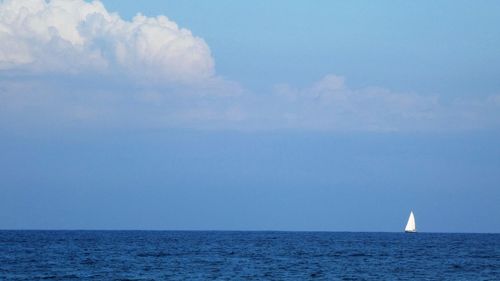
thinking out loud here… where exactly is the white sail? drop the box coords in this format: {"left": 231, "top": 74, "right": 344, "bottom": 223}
{"left": 405, "top": 211, "right": 416, "bottom": 232}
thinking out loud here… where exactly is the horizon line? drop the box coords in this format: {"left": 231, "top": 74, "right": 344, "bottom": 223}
{"left": 1, "top": 229, "right": 498, "bottom": 234}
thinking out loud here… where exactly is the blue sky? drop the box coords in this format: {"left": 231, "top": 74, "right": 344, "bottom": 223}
{"left": 0, "top": 0, "right": 499, "bottom": 232}
{"left": 101, "top": 0, "right": 500, "bottom": 95}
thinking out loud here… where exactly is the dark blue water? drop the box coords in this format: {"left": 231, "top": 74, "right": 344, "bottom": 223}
{"left": 0, "top": 231, "right": 499, "bottom": 280}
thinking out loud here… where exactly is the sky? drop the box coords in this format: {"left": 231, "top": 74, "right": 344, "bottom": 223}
{"left": 0, "top": 0, "right": 499, "bottom": 232}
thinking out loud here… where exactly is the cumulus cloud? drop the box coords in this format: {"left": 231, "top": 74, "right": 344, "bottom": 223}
{"left": 0, "top": 1, "right": 498, "bottom": 132}
{"left": 0, "top": 0, "right": 245, "bottom": 130}
{"left": 0, "top": 0, "right": 214, "bottom": 83}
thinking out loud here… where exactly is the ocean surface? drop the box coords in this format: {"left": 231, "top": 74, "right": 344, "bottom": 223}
{"left": 0, "top": 231, "right": 499, "bottom": 280}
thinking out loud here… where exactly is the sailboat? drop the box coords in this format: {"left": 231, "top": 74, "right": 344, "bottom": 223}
{"left": 405, "top": 211, "right": 417, "bottom": 233}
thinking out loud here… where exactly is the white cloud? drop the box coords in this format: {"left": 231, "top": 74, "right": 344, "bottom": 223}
{"left": 0, "top": 0, "right": 214, "bottom": 83}
{"left": 266, "top": 74, "right": 500, "bottom": 131}
{"left": 0, "top": 1, "right": 498, "bottom": 132}
{"left": 1, "top": 70, "right": 499, "bottom": 131}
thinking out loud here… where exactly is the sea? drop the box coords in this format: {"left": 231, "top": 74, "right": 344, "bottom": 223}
{"left": 0, "top": 231, "right": 499, "bottom": 280}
